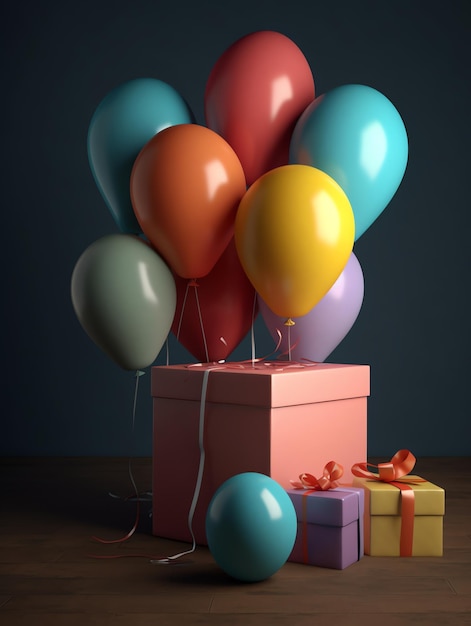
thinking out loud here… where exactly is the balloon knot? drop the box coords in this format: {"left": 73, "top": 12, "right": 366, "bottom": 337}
{"left": 188, "top": 279, "right": 199, "bottom": 287}
{"left": 284, "top": 318, "right": 296, "bottom": 326}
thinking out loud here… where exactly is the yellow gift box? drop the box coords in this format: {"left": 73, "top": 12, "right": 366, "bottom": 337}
{"left": 352, "top": 474, "right": 445, "bottom": 556}
{"left": 351, "top": 450, "right": 445, "bottom": 557}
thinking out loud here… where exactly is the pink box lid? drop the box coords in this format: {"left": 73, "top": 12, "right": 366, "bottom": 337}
{"left": 151, "top": 362, "right": 370, "bottom": 408}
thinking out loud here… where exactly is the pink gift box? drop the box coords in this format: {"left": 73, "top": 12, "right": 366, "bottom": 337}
{"left": 287, "top": 487, "right": 365, "bottom": 569}
{"left": 151, "top": 362, "right": 370, "bottom": 544}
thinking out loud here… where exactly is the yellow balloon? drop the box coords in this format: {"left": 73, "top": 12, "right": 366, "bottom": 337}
{"left": 235, "top": 164, "right": 355, "bottom": 318}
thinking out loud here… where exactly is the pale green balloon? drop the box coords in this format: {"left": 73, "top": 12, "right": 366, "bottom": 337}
{"left": 71, "top": 234, "right": 176, "bottom": 370}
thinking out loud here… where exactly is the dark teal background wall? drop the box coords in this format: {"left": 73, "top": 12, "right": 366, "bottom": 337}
{"left": 2, "top": 0, "right": 470, "bottom": 456}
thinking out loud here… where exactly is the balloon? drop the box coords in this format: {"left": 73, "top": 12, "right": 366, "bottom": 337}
{"left": 235, "top": 164, "right": 355, "bottom": 319}
{"left": 88, "top": 78, "right": 195, "bottom": 234}
{"left": 71, "top": 234, "right": 176, "bottom": 370}
{"left": 258, "top": 252, "right": 364, "bottom": 362}
{"left": 290, "top": 84, "right": 408, "bottom": 240}
{"left": 204, "top": 31, "right": 315, "bottom": 186}
{"left": 131, "top": 123, "right": 246, "bottom": 279}
{"left": 172, "top": 239, "right": 257, "bottom": 363}
{"left": 206, "top": 473, "right": 297, "bottom": 582}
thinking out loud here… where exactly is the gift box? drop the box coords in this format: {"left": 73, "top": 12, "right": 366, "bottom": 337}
{"left": 151, "top": 362, "right": 370, "bottom": 544}
{"left": 287, "top": 486, "right": 364, "bottom": 569}
{"left": 352, "top": 475, "right": 445, "bottom": 556}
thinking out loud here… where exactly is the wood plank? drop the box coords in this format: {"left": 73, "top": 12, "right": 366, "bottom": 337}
{"left": 448, "top": 576, "right": 471, "bottom": 594}
{"left": 209, "top": 592, "right": 471, "bottom": 614}
{"left": 2, "top": 593, "right": 213, "bottom": 614}
{"left": 1, "top": 613, "right": 470, "bottom": 626}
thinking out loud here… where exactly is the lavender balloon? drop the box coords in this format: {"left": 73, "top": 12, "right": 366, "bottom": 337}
{"left": 259, "top": 252, "right": 364, "bottom": 362}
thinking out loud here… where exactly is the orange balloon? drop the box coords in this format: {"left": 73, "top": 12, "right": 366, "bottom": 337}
{"left": 130, "top": 124, "right": 246, "bottom": 278}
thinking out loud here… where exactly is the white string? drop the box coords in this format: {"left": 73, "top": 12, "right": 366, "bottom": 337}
{"left": 193, "top": 286, "right": 209, "bottom": 363}
{"left": 93, "top": 370, "right": 146, "bottom": 546}
{"left": 107, "top": 369, "right": 144, "bottom": 503}
{"left": 175, "top": 281, "right": 191, "bottom": 341}
{"left": 151, "top": 367, "right": 212, "bottom": 564}
{"left": 251, "top": 290, "right": 257, "bottom": 366}
{"left": 175, "top": 280, "right": 209, "bottom": 363}
{"left": 288, "top": 324, "right": 292, "bottom": 362}
{"left": 127, "top": 369, "right": 144, "bottom": 496}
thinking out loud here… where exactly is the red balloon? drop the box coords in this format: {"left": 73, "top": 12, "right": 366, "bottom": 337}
{"left": 204, "top": 31, "right": 315, "bottom": 186}
{"left": 171, "top": 239, "right": 257, "bottom": 363}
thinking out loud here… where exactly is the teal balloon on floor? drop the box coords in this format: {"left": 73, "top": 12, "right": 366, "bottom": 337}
{"left": 206, "top": 473, "right": 297, "bottom": 582}
{"left": 290, "top": 84, "right": 408, "bottom": 241}
{"left": 88, "top": 78, "right": 195, "bottom": 234}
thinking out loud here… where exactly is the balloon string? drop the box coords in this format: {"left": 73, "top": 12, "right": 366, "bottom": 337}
{"left": 251, "top": 290, "right": 257, "bottom": 365}
{"left": 175, "top": 281, "right": 191, "bottom": 342}
{"left": 151, "top": 367, "right": 212, "bottom": 565}
{"left": 89, "top": 370, "right": 145, "bottom": 549}
{"left": 193, "top": 285, "right": 209, "bottom": 363}
{"left": 175, "top": 280, "right": 209, "bottom": 363}
{"left": 88, "top": 371, "right": 180, "bottom": 560}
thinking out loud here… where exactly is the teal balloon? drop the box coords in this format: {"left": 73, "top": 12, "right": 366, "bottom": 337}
{"left": 88, "top": 78, "right": 195, "bottom": 234}
{"left": 206, "top": 473, "right": 297, "bottom": 582}
{"left": 290, "top": 84, "right": 408, "bottom": 240}
{"left": 71, "top": 234, "right": 176, "bottom": 370}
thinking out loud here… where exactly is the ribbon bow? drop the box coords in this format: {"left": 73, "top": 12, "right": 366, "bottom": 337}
{"left": 291, "top": 461, "right": 344, "bottom": 491}
{"left": 350, "top": 449, "right": 425, "bottom": 483}
{"left": 351, "top": 449, "right": 425, "bottom": 556}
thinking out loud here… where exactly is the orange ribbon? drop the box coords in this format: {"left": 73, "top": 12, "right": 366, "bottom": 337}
{"left": 351, "top": 449, "right": 425, "bottom": 557}
{"left": 290, "top": 461, "right": 344, "bottom": 491}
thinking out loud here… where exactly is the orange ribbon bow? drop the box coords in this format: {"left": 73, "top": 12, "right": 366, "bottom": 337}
{"left": 290, "top": 461, "right": 345, "bottom": 564}
{"left": 291, "top": 460, "right": 344, "bottom": 491}
{"left": 351, "top": 449, "right": 425, "bottom": 557}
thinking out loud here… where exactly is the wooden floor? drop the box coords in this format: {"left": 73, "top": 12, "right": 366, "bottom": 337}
{"left": 1, "top": 456, "right": 470, "bottom": 625}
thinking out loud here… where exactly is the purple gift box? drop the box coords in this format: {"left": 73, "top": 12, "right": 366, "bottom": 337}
{"left": 287, "top": 487, "right": 364, "bottom": 569}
